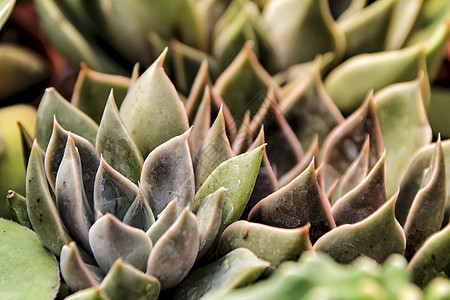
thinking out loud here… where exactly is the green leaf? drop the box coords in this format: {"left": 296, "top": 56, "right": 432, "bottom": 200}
{"left": 96, "top": 92, "right": 143, "bottom": 184}
{"left": 404, "top": 139, "right": 446, "bottom": 259}
{"left": 409, "top": 223, "right": 450, "bottom": 288}
{"left": 6, "top": 190, "right": 31, "bottom": 228}
{"left": 189, "top": 85, "right": 211, "bottom": 156}
{"left": 146, "top": 208, "right": 199, "bottom": 290}
{"left": 122, "top": 183, "right": 155, "bottom": 232}
{"left": 72, "top": 64, "right": 130, "bottom": 124}
{"left": 65, "top": 288, "right": 110, "bottom": 300}
{"left": 248, "top": 160, "right": 335, "bottom": 243}
{"left": 36, "top": 88, "right": 98, "bottom": 149}
{"left": 338, "top": 0, "right": 395, "bottom": 58}
{"left": 89, "top": 214, "right": 153, "bottom": 273}
{"left": 0, "top": 219, "right": 59, "bottom": 300}
{"left": 218, "top": 222, "right": 311, "bottom": 267}
{"left": 428, "top": 87, "right": 450, "bottom": 138}
{"left": 324, "top": 44, "right": 426, "bottom": 113}
{"left": 99, "top": 260, "right": 160, "bottom": 300}
{"left": 314, "top": 195, "right": 406, "bottom": 264}
{"left": 146, "top": 199, "right": 177, "bottom": 245}
{"left": 194, "top": 145, "right": 264, "bottom": 233}
{"left": 173, "top": 248, "right": 270, "bottom": 300}
{"left": 374, "top": 73, "right": 432, "bottom": 196}
{"left": 27, "top": 141, "right": 71, "bottom": 256}
{"left": 263, "top": 0, "right": 345, "bottom": 68}
{"left": 193, "top": 107, "right": 233, "bottom": 190}
{"left": 0, "top": 0, "right": 15, "bottom": 30}
{"left": 119, "top": 49, "right": 189, "bottom": 157}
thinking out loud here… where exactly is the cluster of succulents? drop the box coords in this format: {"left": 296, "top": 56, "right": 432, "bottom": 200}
{"left": 0, "top": 0, "right": 450, "bottom": 299}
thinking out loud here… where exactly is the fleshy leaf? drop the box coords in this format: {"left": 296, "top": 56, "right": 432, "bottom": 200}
{"left": 331, "top": 136, "right": 371, "bottom": 203}
{"left": 218, "top": 221, "right": 312, "bottom": 267}
{"left": 96, "top": 92, "right": 143, "bottom": 184}
{"left": 141, "top": 129, "right": 194, "bottom": 216}
{"left": 60, "top": 242, "right": 102, "bottom": 291}
{"left": 189, "top": 86, "right": 211, "bottom": 157}
{"left": 35, "top": 87, "right": 98, "bottom": 149}
{"left": 64, "top": 288, "right": 109, "bottom": 300}
{"left": 0, "top": 219, "right": 59, "bottom": 300}
{"left": 313, "top": 195, "right": 406, "bottom": 263}
{"left": 119, "top": 49, "right": 189, "bottom": 157}
{"left": 249, "top": 92, "right": 304, "bottom": 178}
{"left": 214, "top": 44, "right": 277, "bottom": 125}
{"left": 56, "top": 136, "right": 94, "bottom": 253}
{"left": 385, "top": 0, "right": 422, "bottom": 50}
{"left": 89, "top": 214, "right": 152, "bottom": 273}
{"left": 99, "top": 259, "right": 160, "bottom": 300}
{"left": 6, "top": 190, "right": 31, "bottom": 228}
{"left": 71, "top": 64, "right": 130, "bottom": 123}
{"left": 26, "top": 141, "right": 71, "bottom": 255}
{"left": 173, "top": 248, "right": 269, "bottom": 300}
{"left": 248, "top": 160, "right": 335, "bottom": 243}
{"left": 146, "top": 208, "right": 199, "bottom": 290}
{"left": 374, "top": 73, "right": 432, "bottom": 196}
{"left": 338, "top": 0, "right": 395, "bottom": 58}
{"left": 45, "top": 120, "right": 100, "bottom": 207}
{"left": 94, "top": 157, "right": 139, "bottom": 221}
{"left": 408, "top": 223, "right": 450, "bottom": 288}
{"left": 321, "top": 94, "right": 384, "bottom": 190}
{"left": 404, "top": 139, "right": 446, "bottom": 259}
{"left": 194, "top": 145, "right": 264, "bottom": 234}
{"left": 232, "top": 111, "right": 251, "bottom": 155}
{"left": 196, "top": 187, "right": 225, "bottom": 259}
{"left": 146, "top": 199, "right": 177, "bottom": 245}
{"left": 185, "top": 61, "right": 212, "bottom": 122}
{"left": 325, "top": 44, "right": 426, "bottom": 113}
{"left": 425, "top": 21, "right": 450, "bottom": 81}
{"left": 281, "top": 59, "right": 343, "bottom": 147}
{"left": 332, "top": 153, "right": 386, "bottom": 226}
{"left": 122, "top": 183, "right": 155, "bottom": 232}
{"left": 263, "top": 0, "right": 345, "bottom": 68}
{"left": 193, "top": 108, "right": 233, "bottom": 190}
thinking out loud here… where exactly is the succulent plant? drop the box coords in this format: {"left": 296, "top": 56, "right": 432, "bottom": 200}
{"left": 2, "top": 0, "right": 450, "bottom": 299}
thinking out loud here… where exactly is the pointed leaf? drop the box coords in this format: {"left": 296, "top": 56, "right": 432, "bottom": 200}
{"left": 214, "top": 44, "right": 278, "bottom": 124}
{"left": 281, "top": 59, "right": 343, "bottom": 148}
{"left": 408, "top": 223, "right": 450, "bottom": 288}
{"left": 385, "top": 0, "right": 422, "bottom": 50}
{"left": 218, "top": 221, "right": 312, "bottom": 267}
{"left": 72, "top": 64, "right": 130, "bottom": 123}
{"left": 56, "top": 136, "right": 94, "bottom": 252}
{"left": 232, "top": 111, "right": 251, "bottom": 155}
{"left": 6, "top": 190, "right": 31, "bottom": 228}
{"left": 94, "top": 157, "right": 139, "bottom": 221}
{"left": 146, "top": 199, "right": 177, "bottom": 245}
{"left": 189, "top": 86, "right": 211, "bottom": 157}
{"left": 263, "top": 0, "right": 345, "bottom": 68}
{"left": 0, "top": 219, "right": 59, "bottom": 300}
{"left": 89, "top": 214, "right": 152, "bottom": 273}
{"left": 185, "top": 61, "right": 212, "bottom": 121}
{"left": 196, "top": 187, "right": 225, "bottom": 258}
{"left": 36, "top": 88, "right": 98, "bottom": 149}
{"left": 27, "top": 141, "right": 71, "bottom": 255}
{"left": 325, "top": 44, "right": 426, "bottom": 113}
{"left": 141, "top": 129, "right": 194, "bottom": 216}
{"left": 146, "top": 208, "right": 199, "bottom": 290}
{"left": 100, "top": 259, "right": 160, "bottom": 300}
{"left": 404, "top": 139, "right": 446, "bottom": 259}
{"left": 45, "top": 120, "right": 100, "bottom": 207}
{"left": 374, "top": 73, "right": 432, "bottom": 195}
{"left": 173, "top": 248, "right": 269, "bottom": 300}
{"left": 193, "top": 108, "right": 233, "bottom": 190}
{"left": 313, "top": 195, "right": 406, "bottom": 263}
{"left": 248, "top": 160, "right": 335, "bottom": 243}
{"left": 194, "top": 145, "right": 264, "bottom": 233}
{"left": 123, "top": 183, "right": 155, "bottom": 231}
{"left": 96, "top": 92, "right": 143, "bottom": 184}
{"left": 60, "top": 242, "right": 102, "bottom": 291}
{"left": 338, "top": 0, "right": 395, "bottom": 58}
{"left": 332, "top": 153, "right": 387, "bottom": 226}
{"left": 321, "top": 94, "right": 384, "bottom": 190}
{"left": 119, "top": 49, "right": 189, "bottom": 157}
